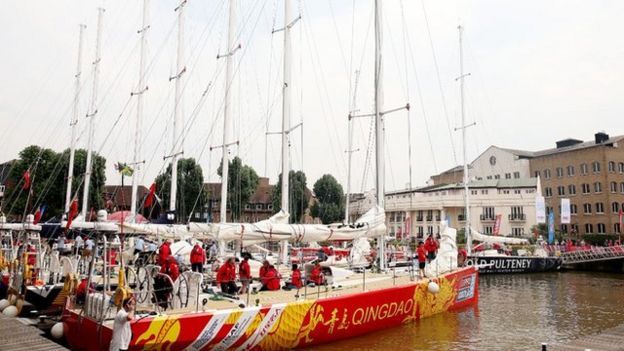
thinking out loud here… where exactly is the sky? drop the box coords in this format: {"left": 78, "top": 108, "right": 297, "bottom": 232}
{"left": 1, "top": 0, "right": 623, "bottom": 197}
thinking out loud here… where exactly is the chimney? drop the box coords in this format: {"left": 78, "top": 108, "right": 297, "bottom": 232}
{"left": 595, "top": 132, "right": 609, "bottom": 144}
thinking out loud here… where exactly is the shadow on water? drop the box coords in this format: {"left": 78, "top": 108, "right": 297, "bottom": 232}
{"left": 306, "top": 272, "right": 624, "bottom": 351}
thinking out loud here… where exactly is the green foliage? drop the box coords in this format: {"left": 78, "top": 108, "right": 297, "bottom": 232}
{"left": 456, "top": 228, "right": 466, "bottom": 245}
{"left": 155, "top": 158, "right": 206, "bottom": 223}
{"left": 4, "top": 145, "right": 106, "bottom": 220}
{"left": 271, "top": 170, "right": 310, "bottom": 223}
{"left": 582, "top": 234, "right": 621, "bottom": 245}
{"left": 310, "top": 174, "right": 345, "bottom": 224}
{"left": 217, "top": 156, "right": 260, "bottom": 221}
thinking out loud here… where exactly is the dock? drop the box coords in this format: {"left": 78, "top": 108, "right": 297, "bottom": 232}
{"left": 0, "top": 314, "right": 67, "bottom": 351}
{"left": 543, "top": 323, "right": 624, "bottom": 351}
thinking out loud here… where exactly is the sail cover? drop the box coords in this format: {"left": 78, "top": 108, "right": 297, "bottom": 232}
{"left": 470, "top": 228, "right": 529, "bottom": 245}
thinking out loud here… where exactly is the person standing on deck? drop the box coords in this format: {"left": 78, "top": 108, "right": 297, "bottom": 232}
{"left": 416, "top": 242, "right": 427, "bottom": 279}
{"left": 239, "top": 253, "right": 251, "bottom": 294}
{"left": 424, "top": 234, "right": 438, "bottom": 262}
{"left": 190, "top": 242, "right": 206, "bottom": 273}
{"left": 158, "top": 239, "right": 172, "bottom": 266}
{"left": 110, "top": 297, "right": 135, "bottom": 351}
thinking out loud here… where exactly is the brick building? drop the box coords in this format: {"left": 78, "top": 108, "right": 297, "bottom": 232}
{"left": 529, "top": 132, "right": 624, "bottom": 235}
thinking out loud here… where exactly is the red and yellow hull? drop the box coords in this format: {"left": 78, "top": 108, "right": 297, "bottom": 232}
{"left": 62, "top": 266, "right": 478, "bottom": 350}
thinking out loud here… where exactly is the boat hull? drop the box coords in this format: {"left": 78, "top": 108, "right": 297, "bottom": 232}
{"left": 466, "top": 255, "right": 562, "bottom": 274}
{"left": 62, "top": 266, "right": 478, "bottom": 351}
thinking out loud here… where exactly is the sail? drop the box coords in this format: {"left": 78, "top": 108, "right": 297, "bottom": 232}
{"left": 470, "top": 228, "right": 529, "bottom": 245}
{"left": 62, "top": 220, "right": 119, "bottom": 232}
{"left": 120, "top": 222, "right": 193, "bottom": 240}
{"left": 425, "top": 224, "right": 459, "bottom": 277}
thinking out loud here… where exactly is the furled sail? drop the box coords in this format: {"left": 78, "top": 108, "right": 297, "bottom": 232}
{"left": 470, "top": 228, "right": 529, "bottom": 245}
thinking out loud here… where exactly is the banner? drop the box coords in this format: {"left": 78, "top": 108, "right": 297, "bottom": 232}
{"left": 535, "top": 196, "right": 546, "bottom": 223}
{"left": 548, "top": 212, "right": 555, "bottom": 244}
{"left": 493, "top": 214, "right": 502, "bottom": 235}
{"left": 561, "top": 199, "right": 571, "bottom": 224}
{"left": 405, "top": 215, "right": 411, "bottom": 237}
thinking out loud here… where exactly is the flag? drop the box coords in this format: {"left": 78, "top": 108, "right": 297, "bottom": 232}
{"left": 33, "top": 205, "right": 46, "bottom": 224}
{"left": 535, "top": 196, "right": 546, "bottom": 223}
{"left": 66, "top": 199, "right": 79, "bottom": 230}
{"left": 548, "top": 212, "right": 555, "bottom": 244}
{"left": 144, "top": 182, "right": 156, "bottom": 207}
{"left": 561, "top": 199, "right": 571, "bottom": 224}
{"left": 115, "top": 162, "right": 134, "bottom": 177}
{"left": 493, "top": 214, "right": 502, "bottom": 235}
{"left": 22, "top": 170, "right": 31, "bottom": 190}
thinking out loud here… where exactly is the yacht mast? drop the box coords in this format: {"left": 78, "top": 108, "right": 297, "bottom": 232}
{"left": 374, "top": 0, "right": 386, "bottom": 270}
{"left": 81, "top": 8, "right": 104, "bottom": 218}
{"left": 220, "top": 0, "right": 236, "bottom": 225}
{"left": 131, "top": 0, "right": 150, "bottom": 220}
{"left": 457, "top": 25, "right": 474, "bottom": 255}
{"left": 65, "top": 24, "right": 86, "bottom": 214}
{"left": 345, "top": 70, "right": 360, "bottom": 223}
{"left": 169, "top": 0, "right": 186, "bottom": 217}
{"left": 280, "top": 0, "right": 293, "bottom": 218}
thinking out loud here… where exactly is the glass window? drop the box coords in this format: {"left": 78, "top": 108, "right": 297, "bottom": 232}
{"left": 583, "top": 203, "right": 592, "bottom": 214}
{"left": 615, "top": 223, "right": 621, "bottom": 234}
{"left": 611, "top": 182, "right": 618, "bottom": 193}
{"left": 620, "top": 182, "right": 624, "bottom": 193}
{"left": 597, "top": 223, "right": 606, "bottom": 234}
{"left": 582, "top": 183, "right": 590, "bottom": 194}
{"left": 580, "top": 163, "right": 588, "bottom": 175}
{"left": 513, "top": 172, "right": 520, "bottom": 179}
{"left": 595, "top": 202, "right": 604, "bottom": 213}
{"left": 568, "top": 184, "right": 576, "bottom": 195}
{"left": 585, "top": 223, "right": 594, "bottom": 234}
{"left": 612, "top": 202, "right": 619, "bottom": 213}
{"left": 608, "top": 161, "right": 616, "bottom": 172}
{"left": 594, "top": 182, "right": 602, "bottom": 193}
{"left": 545, "top": 187, "right": 553, "bottom": 197}
{"left": 534, "top": 171, "right": 540, "bottom": 178}
{"left": 543, "top": 169, "right": 551, "bottom": 179}
{"left": 619, "top": 162, "right": 624, "bottom": 173}
{"left": 592, "top": 161, "right": 601, "bottom": 173}
{"left": 557, "top": 186, "right": 565, "bottom": 196}
{"left": 494, "top": 174, "right": 500, "bottom": 179}
{"left": 556, "top": 167, "right": 564, "bottom": 177}
{"left": 567, "top": 165, "right": 575, "bottom": 176}
{"left": 570, "top": 204, "right": 577, "bottom": 215}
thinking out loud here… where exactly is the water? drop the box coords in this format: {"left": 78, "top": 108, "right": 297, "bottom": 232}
{"left": 307, "top": 272, "right": 624, "bottom": 351}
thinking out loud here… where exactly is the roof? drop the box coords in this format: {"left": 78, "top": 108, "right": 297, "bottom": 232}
{"left": 387, "top": 178, "right": 539, "bottom": 195}
{"left": 496, "top": 147, "right": 535, "bottom": 158}
{"left": 531, "top": 135, "right": 624, "bottom": 158}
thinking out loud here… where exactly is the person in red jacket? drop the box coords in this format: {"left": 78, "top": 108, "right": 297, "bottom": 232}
{"left": 261, "top": 265, "right": 281, "bottom": 291}
{"left": 416, "top": 241, "right": 427, "bottom": 279}
{"left": 424, "top": 235, "right": 438, "bottom": 262}
{"left": 190, "top": 242, "right": 205, "bottom": 273}
{"left": 217, "top": 257, "right": 238, "bottom": 295}
{"left": 159, "top": 239, "right": 172, "bottom": 266}
{"left": 308, "top": 262, "right": 324, "bottom": 286}
{"left": 258, "top": 260, "right": 270, "bottom": 279}
{"left": 160, "top": 255, "right": 180, "bottom": 282}
{"left": 239, "top": 254, "right": 251, "bottom": 294}
{"left": 283, "top": 264, "right": 302, "bottom": 290}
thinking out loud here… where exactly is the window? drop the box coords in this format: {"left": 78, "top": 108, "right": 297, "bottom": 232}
{"left": 545, "top": 187, "right": 553, "bottom": 197}
{"left": 592, "top": 161, "right": 601, "bottom": 173}
{"left": 482, "top": 207, "right": 495, "bottom": 220}
{"left": 513, "top": 172, "right": 520, "bottom": 179}
{"left": 483, "top": 226, "right": 493, "bottom": 234}
{"left": 547, "top": 206, "right": 554, "bottom": 215}
{"left": 494, "top": 174, "right": 500, "bottom": 180}
{"left": 608, "top": 161, "right": 616, "bottom": 172}
{"left": 514, "top": 189, "right": 521, "bottom": 194}
{"left": 510, "top": 206, "right": 524, "bottom": 220}
{"left": 621, "top": 182, "right": 624, "bottom": 193}
{"left": 534, "top": 171, "right": 540, "bottom": 178}
{"left": 585, "top": 223, "right": 594, "bottom": 234}
{"left": 511, "top": 228, "right": 525, "bottom": 237}
{"left": 615, "top": 223, "right": 621, "bottom": 234}
{"left": 471, "top": 190, "right": 478, "bottom": 195}
{"left": 580, "top": 163, "right": 588, "bottom": 175}
{"left": 543, "top": 169, "right": 551, "bottom": 179}
{"left": 557, "top": 186, "right": 565, "bottom": 196}
{"left": 571, "top": 224, "right": 579, "bottom": 234}
{"left": 594, "top": 182, "right": 602, "bottom": 193}
{"left": 481, "top": 190, "right": 489, "bottom": 195}
{"left": 487, "top": 175, "right": 492, "bottom": 180}
{"left": 417, "top": 226, "right": 424, "bottom": 236}
{"left": 611, "top": 182, "right": 618, "bottom": 193}
{"left": 583, "top": 203, "right": 592, "bottom": 214}
{"left": 568, "top": 185, "right": 576, "bottom": 195}
{"left": 570, "top": 204, "right": 578, "bottom": 215}
{"left": 560, "top": 224, "right": 568, "bottom": 234}
{"left": 256, "top": 204, "right": 263, "bottom": 210}
{"left": 244, "top": 204, "right": 251, "bottom": 210}
{"left": 612, "top": 202, "right": 619, "bottom": 213}
{"left": 556, "top": 167, "right": 564, "bottom": 178}
{"left": 504, "top": 173, "right": 511, "bottom": 179}
{"left": 567, "top": 165, "right": 575, "bottom": 176}
{"left": 581, "top": 183, "right": 590, "bottom": 194}
{"left": 427, "top": 226, "right": 434, "bottom": 235}
{"left": 595, "top": 202, "right": 604, "bottom": 213}
{"left": 619, "top": 162, "right": 624, "bottom": 173}
{"left": 267, "top": 204, "right": 273, "bottom": 210}
{"left": 597, "top": 223, "right": 606, "bottom": 234}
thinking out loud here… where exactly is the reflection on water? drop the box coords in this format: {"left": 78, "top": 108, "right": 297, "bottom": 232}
{"left": 306, "top": 272, "right": 624, "bottom": 351}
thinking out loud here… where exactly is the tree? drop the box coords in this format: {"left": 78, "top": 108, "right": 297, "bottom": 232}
{"left": 155, "top": 158, "right": 206, "bottom": 223}
{"left": 311, "top": 174, "right": 345, "bottom": 224}
{"left": 4, "top": 145, "right": 106, "bottom": 221}
{"left": 217, "top": 156, "right": 260, "bottom": 221}
{"left": 271, "top": 170, "right": 310, "bottom": 223}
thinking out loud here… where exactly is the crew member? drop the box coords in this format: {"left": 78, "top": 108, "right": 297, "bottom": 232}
{"left": 190, "top": 242, "right": 206, "bottom": 273}
{"left": 424, "top": 234, "right": 438, "bottom": 262}
{"left": 239, "top": 253, "right": 251, "bottom": 294}
{"left": 283, "top": 263, "right": 302, "bottom": 290}
{"left": 417, "top": 241, "right": 427, "bottom": 279}
{"left": 261, "top": 265, "right": 280, "bottom": 291}
{"left": 159, "top": 239, "right": 172, "bottom": 266}
{"left": 160, "top": 255, "right": 180, "bottom": 282}
{"left": 216, "top": 257, "right": 238, "bottom": 295}
{"left": 309, "top": 262, "right": 324, "bottom": 286}
{"left": 110, "top": 297, "right": 135, "bottom": 351}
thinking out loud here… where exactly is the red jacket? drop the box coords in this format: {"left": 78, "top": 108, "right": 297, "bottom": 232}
{"left": 160, "top": 256, "right": 180, "bottom": 282}
{"left": 259, "top": 265, "right": 269, "bottom": 279}
{"left": 190, "top": 245, "right": 205, "bottom": 264}
{"left": 216, "top": 262, "right": 237, "bottom": 284}
{"left": 263, "top": 268, "right": 280, "bottom": 290}
{"left": 239, "top": 260, "right": 251, "bottom": 280}
{"left": 159, "top": 242, "right": 172, "bottom": 265}
{"left": 417, "top": 246, "right": 427, "bottom": 263}
{"left": 424, "top": 238, "right": 438, "bottom": 253}
{"left": 310, "top": 266, "right": 323, "bottom": 285}
{"left": 291, "top": 269, "right": 302, "bottom": 288}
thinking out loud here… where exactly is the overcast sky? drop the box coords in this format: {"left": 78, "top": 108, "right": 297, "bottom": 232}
{"left": 1, "top": 0, "right": 623, "bottom": 196}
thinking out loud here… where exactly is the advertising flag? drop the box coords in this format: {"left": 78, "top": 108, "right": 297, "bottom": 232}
{"left": 493, "top": 214, "right": 502, "bottom": 235}
{"left": 548, "top": 211, "right": 555, "bottom": 244}
{"left": 535, "top": 196, "right": 546, "bottom": 223}
{"left": 561, "top": 199, "right": 571, "bottom": 224}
